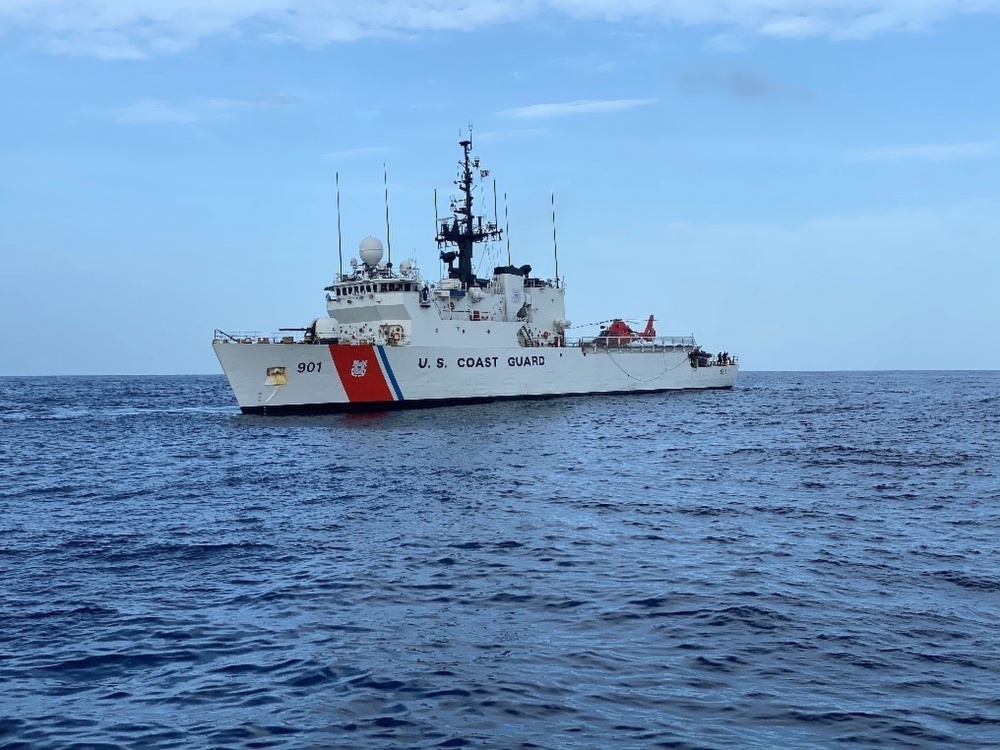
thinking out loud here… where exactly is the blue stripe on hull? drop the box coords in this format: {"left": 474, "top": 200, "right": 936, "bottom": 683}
{"left": 376, "top": 345, "right": 404, "bottom": 402}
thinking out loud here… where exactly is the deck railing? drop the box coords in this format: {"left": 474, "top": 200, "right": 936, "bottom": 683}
{"left": 213, "top": 329, "right": 737, "bottom": 363}
{"left": 574, "top": 335, "right": 697, "bottom": 349}
{"left": 213, "top": 329, "right": 300, "bottom": 344}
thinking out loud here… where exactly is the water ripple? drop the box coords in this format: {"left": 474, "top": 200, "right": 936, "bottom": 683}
{"left": 0, "top": 372, "right": 998, "bottom": 748}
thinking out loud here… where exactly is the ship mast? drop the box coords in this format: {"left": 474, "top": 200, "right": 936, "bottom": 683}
{"left": 436, "top": 135, "right": 503, "bottom": 287}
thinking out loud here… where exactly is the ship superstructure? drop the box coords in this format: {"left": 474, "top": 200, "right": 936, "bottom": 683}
{"left": 213, "top": 134, "right": 738, "bottom": 414}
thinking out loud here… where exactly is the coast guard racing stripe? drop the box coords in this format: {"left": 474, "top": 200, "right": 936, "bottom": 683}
{"left": 328, "top": 345, "right": 403, "bottom": 403}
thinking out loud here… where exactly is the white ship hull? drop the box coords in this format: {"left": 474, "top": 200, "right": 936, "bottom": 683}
{"left": 213, "top": 341, "right": 738, "bottom": 414}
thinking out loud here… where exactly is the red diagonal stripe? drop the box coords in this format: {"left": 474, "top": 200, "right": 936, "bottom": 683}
{"left": 329, "top": 345, "right": 394, "bottom": 403}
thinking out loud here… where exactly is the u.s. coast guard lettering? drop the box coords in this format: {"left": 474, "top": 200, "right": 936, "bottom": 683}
{"left": 211, "top": 130, "right": 739, "bottom": 414}
{"left": 458, "top": 356, "right": 498, "bottom": 368}
{"left": 417, "top": 355, "right": 546, "bottom": 369}
{"left": 508, "top": 355, "right": 544, "bottom": 367}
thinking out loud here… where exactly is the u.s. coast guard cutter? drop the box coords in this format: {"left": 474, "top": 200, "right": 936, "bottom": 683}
{"left": 213, "top": 135, "right": 738, "bottom": 414}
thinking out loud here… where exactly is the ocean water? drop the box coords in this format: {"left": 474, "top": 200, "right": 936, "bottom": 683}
{"left": 1, "top": 371, "right": 998, "bottom": 749}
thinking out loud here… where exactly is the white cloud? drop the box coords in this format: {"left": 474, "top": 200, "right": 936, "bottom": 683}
{"left": 323, "top": 146, "right": 391, "bottom": 159}
{"left": 499, "top": 98, "right": 655, "bottom": 119}
{"left": 849, "top": 140, "right": 1000, "bottom": 163}
{"left": 115, "top": 98, "right": 200, "bottom": 124}
{"left": 113, "top": 93, "right": 299, "bottom": 125}
{"left": 475, "top": 128, "right": 547, "bottom": 142}
{"left": 3, "top": 1, "right": 1000, "bottom": 58}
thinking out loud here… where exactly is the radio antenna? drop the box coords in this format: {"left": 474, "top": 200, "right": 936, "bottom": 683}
{"left": 504, "top": 192, "right": 511, "bottom": 265}
{"left": 492, "top": 179, "right": 499, "bottom": 238}
{"left": 551, "top": 190, "right": 559, "bottom": 287}
{"left": 491, "top": 179, "right": 501, "bottom": 267}
{"left": 383, "top": 163, "right": 392, "bottom": 266}
{"left": 434, "top": 188, "right": 441, "bottom": 280}
{"left": 336, "top": 171, "right": 343, "bottom": 279}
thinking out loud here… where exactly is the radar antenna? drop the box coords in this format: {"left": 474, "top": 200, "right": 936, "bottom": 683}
{"left": 435, "top": 133, "right": 503, "bottom": 286}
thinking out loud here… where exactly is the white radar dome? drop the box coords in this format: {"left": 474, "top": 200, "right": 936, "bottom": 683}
{"left": 359, "top": 237, "right": 384, "bottom": 267}
{"left": 399, "top": 259, "right": 412, "bottom": 273}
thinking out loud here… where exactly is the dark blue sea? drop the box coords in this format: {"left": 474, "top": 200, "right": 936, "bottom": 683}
{"left": 1, "top": 371, "right": 998, "bottom": 749}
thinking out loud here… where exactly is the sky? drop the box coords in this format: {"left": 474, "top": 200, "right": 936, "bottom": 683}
{"left": 1, "top": 0, "right": 998, "bottom": 374}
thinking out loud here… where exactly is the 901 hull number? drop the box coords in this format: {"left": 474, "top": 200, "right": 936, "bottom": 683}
{"left": 298, "top": 362, "right": 322, "bottom": 373}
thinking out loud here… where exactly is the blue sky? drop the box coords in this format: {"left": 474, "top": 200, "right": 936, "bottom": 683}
{"left": 1, "top": 1, "right": 998, "bottom": 374}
